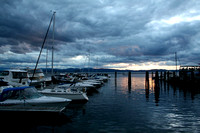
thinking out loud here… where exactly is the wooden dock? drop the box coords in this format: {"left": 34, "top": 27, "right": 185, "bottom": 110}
{"left": 148, "top": 67, "right": 200, "bottom": 88}
{"left": 0, "top": 106, "right": 66, "bottom": 113}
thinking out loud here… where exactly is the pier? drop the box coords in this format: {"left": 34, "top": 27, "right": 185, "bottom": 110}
{"left": 147, "top": 66, "right": 200, "bottom": 89}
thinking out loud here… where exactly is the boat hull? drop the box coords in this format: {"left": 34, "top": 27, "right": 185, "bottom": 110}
{"left": 0, "top": 96, "right": 71, "bottom": 108}
{"left": 39, "top": 89, "right": 89, "bottom": 101}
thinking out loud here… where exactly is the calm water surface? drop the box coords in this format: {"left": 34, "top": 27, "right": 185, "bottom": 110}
{"left": 2, "top": 73, "right": 200, "bottom": 133}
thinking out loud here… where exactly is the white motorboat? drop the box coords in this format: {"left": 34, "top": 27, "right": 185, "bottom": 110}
{"left": 58, "top": 82, "right": 96, "bottom": 89}
{"left": 75, "top": 82, "right": 96, "bottom": 89}
{"left": 26, "top": 68, "right": 51, "bottom": 87}
{"left": 39, "top": 85, "right": 89, "bottom": 101}
{"left": 60, "top": 82, "right": 96, "bottom": 92}
{"left": 95, "top": 75, "right": 109, "bottom": 82}
{"left": 0, "top": 86, "right": 71, "bottom": 107}
{"left": 0, "top": 69, "right": 29, "bottom": 87}
{"left": 82, "top": 79, "right": 103, "bottom": 88}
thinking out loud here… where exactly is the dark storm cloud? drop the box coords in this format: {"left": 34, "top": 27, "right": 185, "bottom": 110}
{"left": 0, "top": 0, "right": 200, "bottom": 69}
{"left": 0, "top": 1, "right": 46, "bottom": 53}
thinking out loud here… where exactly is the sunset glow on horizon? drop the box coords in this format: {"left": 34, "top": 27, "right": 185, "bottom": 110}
{"left": 104, "top": 62, "right": 178, "bottom": 70}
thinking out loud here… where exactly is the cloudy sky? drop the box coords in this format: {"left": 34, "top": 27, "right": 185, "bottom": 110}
{"left": 0, "top": 0, "right": 200, "bottom": 70}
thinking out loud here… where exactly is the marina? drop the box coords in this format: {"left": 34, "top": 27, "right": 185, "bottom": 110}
{"left": 0, "top": 72, "right": 200, "bottom": 133}
{"left": 0, "top": 71, "right": 109, "bottom": 112}
{"left": 1, "top": 1, "right": 200, "bottom": 132}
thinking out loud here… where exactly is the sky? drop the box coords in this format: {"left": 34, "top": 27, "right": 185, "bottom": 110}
{"left": 0, "top": 0, "right": 200, "bottom": 70}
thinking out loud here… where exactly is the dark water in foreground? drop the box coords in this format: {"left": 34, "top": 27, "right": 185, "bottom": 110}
{"left": 2, "top": 73, "right": 200, "bottom": 133}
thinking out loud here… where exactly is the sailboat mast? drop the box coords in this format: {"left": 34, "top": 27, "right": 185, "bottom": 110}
{"left": 52, "top": 11, "right": 56, "bottom": 75}
{"left": 30, "top": 12, "right": 55, "bottom": 85}
{"left": 175, "top": 52, "right": 177, "bottom": 75}
{"left": 46, "top": 49, "right": 48, "bottom": 75}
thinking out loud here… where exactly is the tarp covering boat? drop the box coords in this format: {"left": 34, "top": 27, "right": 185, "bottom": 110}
{"left": 0, "top": 86, "right": 38, "bottom": 102}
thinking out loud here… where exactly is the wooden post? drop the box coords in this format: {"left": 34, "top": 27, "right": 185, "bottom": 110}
{"left": 164, "top": 71, "right": 166, "bottom": 81}
{"left": 155, "top": 71, "right": 159, "bottom": 86}
{"left": 160, "top": 72, "right": 163, "bottom": 80}
{"left": 173, "top": 71, "right": 176, "bottom": 78}
{"left": 167, "top": 71, "right": 170, "bottom": 82}
{"left": 146, "top": 71, "right": 149, "bottom": 81}
{"left": 154, "top": 71, "right": 160, "bottom": 105}
{"left": 115, "top": 71, "right": 117, "bottom": 88}
{"left": 145, "top": 71, "right": 149, "bottom": 100}
{"left": 128, "top": 71, "right": 131, "bottom": 90}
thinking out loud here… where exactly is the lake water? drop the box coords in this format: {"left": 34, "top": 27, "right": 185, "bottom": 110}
{"left": 2, "top": 73, "right": 200, "bottom": 133}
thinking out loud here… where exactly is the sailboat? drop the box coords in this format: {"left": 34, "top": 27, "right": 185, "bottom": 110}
{"left": 38, "top": 12, "right": 89, "bottom": 102}
{"left": 39, "top": 86, "right": 89, "bottom": 101}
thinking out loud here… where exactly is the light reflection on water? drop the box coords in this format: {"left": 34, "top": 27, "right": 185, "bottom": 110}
{"left": 72, "top": 74, "right": 200, "bottom": 132}
{"left": 105, "top": 73, "right": 200, "bottom": 133}
{"left": 3, "top": 72, "right": 200, "bottom": 133}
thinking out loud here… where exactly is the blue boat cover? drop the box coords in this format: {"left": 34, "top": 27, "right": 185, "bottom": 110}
{"left": 2, "top": 86, "right": 30, "bottom": 93}
{"left": 0, "top": 86, "right": 32, "bottom": 101}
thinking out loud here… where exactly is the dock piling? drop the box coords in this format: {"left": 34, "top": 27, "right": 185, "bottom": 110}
{"left": 128, "top": 71, "right": 131, "bottom": 90}
{"left": 115, "top": 71, "right": 117, "bottom": 79}
{"left": 167, "top": 71, "right": 170, "bottom": 82}
{"left": 145, "top": 71, "right": 149, "bottom": 100}
{"left": 155, "top": 71, "right": 159, "bottom": 86}
{"left": 160, "top": 72, "right": 163, "bottom": 80}
{"left": 164, "top": 72, "right": 166, "bottom": 81}
{"left": 173, "top": 71, "right": 176, "bottom": 78}
{"left": 146, "top": 71, "right": 149, "bottom": 81}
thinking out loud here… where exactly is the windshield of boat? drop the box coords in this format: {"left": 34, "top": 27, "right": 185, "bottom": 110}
{"left": 0, "top": 71, "right": 9, "bottom": 76}
{"left": 0, "top": 87, "right": 42, "bottom": 101}
{"left": 12, "top": 72, "right": 28, "bottom": 79}
{"left": 21, "top": 87, "right": 42, "bottom": 99}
